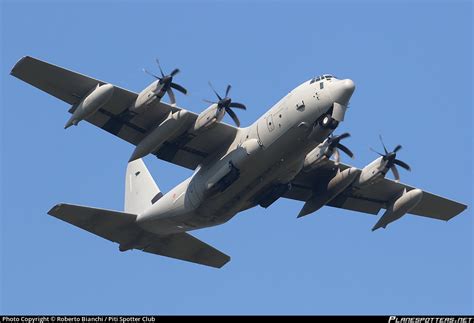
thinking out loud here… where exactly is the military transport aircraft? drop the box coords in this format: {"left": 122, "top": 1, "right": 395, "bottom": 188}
{"left": 11, "top": 56, "right": 467, "bottom": 268}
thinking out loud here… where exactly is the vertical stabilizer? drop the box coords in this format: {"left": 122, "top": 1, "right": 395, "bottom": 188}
{"left": 125, "top": 159, "right": 161, "bottom": 215}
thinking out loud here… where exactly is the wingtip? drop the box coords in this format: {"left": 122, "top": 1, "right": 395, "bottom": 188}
{"left": 47, "top": 203, "right": 64, "bottom": 215}
{"left": 371, "top": 224, "right": 386, "bottom": 232}
{"left": 216, "top": 256, "right": 231, "bottom": 269}
{"left": 297, "top": 208, "right": 310, "bottom": 218}
{"left": 10, "top": 56, "right": 30, "bottom": 76}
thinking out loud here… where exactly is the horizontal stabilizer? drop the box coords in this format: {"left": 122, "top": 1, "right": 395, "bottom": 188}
{"left": 48, "top": 203, "right": 230, "bottom": 268}
{"left": 141, "top": 232, "right": 230, "bottom": 268}
{"left": 48, "top": 203, "right": 138, "bottom": 243}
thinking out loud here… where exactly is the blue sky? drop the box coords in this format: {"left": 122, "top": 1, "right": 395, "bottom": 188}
{"left": 1, "top": 0, "right": 472, "bottom": 315}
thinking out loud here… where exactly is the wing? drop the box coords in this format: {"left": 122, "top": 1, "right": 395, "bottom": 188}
{"left": 48, "top": 203, "right": 230, "bottom": 268}
{"left": 11, "top": 56, "right": 238, "bottom": 170}
{"left": 286, "top": 161, "right": 467, "bottom": 221}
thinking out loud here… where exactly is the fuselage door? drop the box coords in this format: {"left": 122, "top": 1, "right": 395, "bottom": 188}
{"left": 257, "top": 109, "right": 279, "bottom": 148}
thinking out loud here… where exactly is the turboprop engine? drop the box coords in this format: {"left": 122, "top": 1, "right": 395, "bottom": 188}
{"left": 356, "top": 136, "right": 411, "bottom": 187}
{"left": 129, "top": 59, "right": 187, "bottom": 114}
{"left": 65, "top": 83, "right": 114, "bottom": 129}
{"left": 303, "top": 132, "right": 354, "bottom": 171}
{"left": 194, "top": 103, "right": 225, "bottom": 132}
{"left": 194, "top": 83, "right": 246, "bottom": 132}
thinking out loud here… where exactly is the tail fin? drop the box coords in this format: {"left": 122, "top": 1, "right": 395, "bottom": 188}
{"left": 124, "top": 159, "right": 161, "bottom": 214}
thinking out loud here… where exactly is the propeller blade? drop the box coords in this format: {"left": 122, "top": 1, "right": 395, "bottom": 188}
{"left": 336, "top": 132, "right": 351, "bottom": 141}
{"left": 167, "top": 88, "right": 176, "bottom": 105}
{"left": 379, "top": 134, "right": 388, "bottom": 154}
{"left": 370, "top": 147, "right": 384, "bottom": 156}
{"left": 155, "top": 58, "right": 165, "bottom": 77}
{"left": 393, "top": 159, "right": 411, "bottom": 171}
{"left": 225, "top": 107, "right": 241, "bottom": 127}
{"left": 170, "top": 82, "right": 187, "bottom": 95}
{"left": 143, "top": 68, "right": 161, "bottom": 80}
{"left": 170, "top": 68, "right": 180, "bottom": 77}
{"left": 229, "top": 102, "right": 246, "bottom": 110}
{"left": 336, "top": 143, "right": 354, "bottom": 158}
{"left": 333, "top": 148, "right": 340, "bottom": 165}
{"left": 390, "top": 165, "right": 400, "bottom": 182}
{"left": 208, "top": 81, "right": 222, "bottom": 101}
{"left": 225, "top": 84, "right": 232, "bottom": 97}
{"left": 393, "top": 144, "right": 402, "bottom": 153}
{"left": 203, "top": 99, "right": 216, "bottom": 104}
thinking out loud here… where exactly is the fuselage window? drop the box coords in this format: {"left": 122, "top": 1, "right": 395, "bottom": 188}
{"left": 320, "top": 82, "right": 324, "bottom": 89}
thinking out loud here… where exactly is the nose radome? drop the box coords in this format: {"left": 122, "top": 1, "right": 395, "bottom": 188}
{"left": 343, "top": 79, "right": 355, "bottom": 94}
{"left": 332, "top": 78, "right": 355, "bottom": 106}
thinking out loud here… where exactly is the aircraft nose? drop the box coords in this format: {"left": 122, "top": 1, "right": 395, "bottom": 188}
{"left": 332, "top": 78, "right": 355, "bottom": 106}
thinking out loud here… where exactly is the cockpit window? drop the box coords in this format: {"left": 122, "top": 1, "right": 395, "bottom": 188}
{"left": 311, "top": 74, "right": 335, "bottom": 84}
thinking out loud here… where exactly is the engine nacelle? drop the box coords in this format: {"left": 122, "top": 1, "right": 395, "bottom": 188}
{"left": 193, "top": 104, "right": 225, "bottom": 132}
{"left": 129, "top": 80, "right": 163, "bottom": 114}
{"left": 354, "top": 157, "right": 386, "bottom": 188}
{"left": 65, "top": 83, "right": 114, "bottom": 128}
{"left": 372, "top": 189, "right": 423, "bottom": 231}
{"left": 303, "top": 143, "right": 329, "bottom": 171}
{"left": 298, "top": 167, "right": 361, "bottom": 217}
{"left": 129, "top": 109, "right": 191, "bottom": 162}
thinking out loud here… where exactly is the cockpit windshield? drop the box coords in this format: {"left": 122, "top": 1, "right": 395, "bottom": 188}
{"left": 310, "top": 74, "right": 336, "bottom": 84}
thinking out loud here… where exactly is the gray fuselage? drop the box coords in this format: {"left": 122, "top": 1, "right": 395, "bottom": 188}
{"left": 137, "top": 76, "right": 355, "bottom": 235}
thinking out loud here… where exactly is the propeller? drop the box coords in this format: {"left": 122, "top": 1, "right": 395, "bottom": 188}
{"left": 143, "top": 58, "right": 187, "bottom": 105}
{"left": 370, "top": 135, "right": 411, "bottom": 182}
{"left": 324, "top": 132, "right": 354, "bottom": 165}
{"left": 204, "top": 82, "right": 246, "bottom": 127}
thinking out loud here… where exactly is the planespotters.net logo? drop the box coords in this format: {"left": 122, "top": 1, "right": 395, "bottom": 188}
{"left": 389, "top": 317, "right": 474, "bottom": 323}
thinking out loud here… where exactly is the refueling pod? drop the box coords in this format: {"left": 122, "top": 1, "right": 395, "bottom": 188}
{"left": 372, "top": 189, "right": 423, "bottom": 231}
{"left": 298, "top": 167, "right": 360, "bottom": 218}
{"left": 129, "top": 109, "right": 192, "bottom": 162}
{"left": 65, "top": 83, "right": 114, "bottom": 129}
